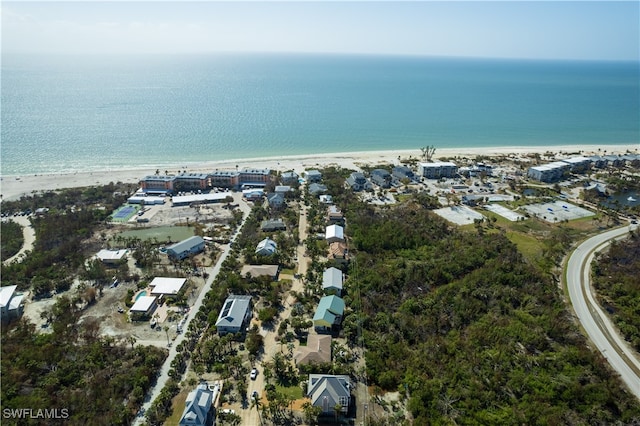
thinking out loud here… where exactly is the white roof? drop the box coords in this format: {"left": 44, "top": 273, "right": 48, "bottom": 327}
{"left": 172, "top": 192, "right": 232, "bottom": 204}
{"left": 325, "top": 224, "right": 344, "bottom": 240}
{"left": 130, "top": 296, "right": 157, "bottom": 312}
{"left": 562, "top": 156, "right": 592, "bottom": 164}
{"left": 150, "top": 277, "right": 186, "bottom": 295}
{"left": 0, "top": 285, "right": 18, "bottom": 308}
{"left": 419, "top": 161, "right": 457, "bottom": 168}
{"left": 96, "top": 249, "right": 128, "bottom": 261}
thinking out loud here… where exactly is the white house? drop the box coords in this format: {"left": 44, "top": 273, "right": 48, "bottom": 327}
{"left": 179, "top": 383, "right": 216, "bottom": 426}
{"left": 149, "top": 277, "right": 187, "bottom": 298}
{"left": 255, "top": 238, "right": 278, "bottom": 256}
{"left": 0, "top": 285, "right": 24, "bottom": 321}
{"left": 96, "top": 249, "right": 128, "bottom": 265}
{"left": 215, "top": 295, "right": 252, "bottom": 335}
{"left": 322, "top": 267, "right": 343, "bottom": 296}
{"left": 325, "top": 224, "right": 344, "bottom": 244}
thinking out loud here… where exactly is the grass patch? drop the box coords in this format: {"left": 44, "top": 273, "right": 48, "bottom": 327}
{"left": 164, "top": 387, "right": 190, "bottom": 426}
{"left": 275, "top": 384, "right": 304, "bottom": 400}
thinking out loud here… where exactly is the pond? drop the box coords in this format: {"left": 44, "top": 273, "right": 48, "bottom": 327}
{"left": 601, "top": 190, "right": 640, "bottom": 210}
{"left": 117, "top": 226, "right": 195, "bottom": 243}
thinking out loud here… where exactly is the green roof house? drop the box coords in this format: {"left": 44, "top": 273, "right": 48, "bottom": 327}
{"left": 313, "top": 295, "right": 345, "bottom": 334}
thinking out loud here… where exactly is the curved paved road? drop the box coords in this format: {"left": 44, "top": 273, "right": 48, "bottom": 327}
{"left": 566, "top": 224, "right": 640, "bottom": 400}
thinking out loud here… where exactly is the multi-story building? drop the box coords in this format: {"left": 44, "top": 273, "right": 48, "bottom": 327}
{"left": 418, "top": 161, "right": 458, "bottom": 179}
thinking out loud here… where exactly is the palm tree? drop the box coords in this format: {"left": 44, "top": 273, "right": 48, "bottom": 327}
{"left": 333, "top": 403, "right": 342, "bottom": 424}
{"left": 251, "top": 392, "right": 264, "bottom": 426}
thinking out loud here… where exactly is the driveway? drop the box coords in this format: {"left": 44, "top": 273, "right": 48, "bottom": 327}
{"left": 3, "top": 215, "right": 36, "bottom": 265}
{"left": 566, "top": 223, "right": 640, "bottom": 400}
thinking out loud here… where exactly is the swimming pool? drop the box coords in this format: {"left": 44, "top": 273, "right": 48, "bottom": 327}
{"left": 135, "top": 290, "right": 148, "bottom": 301}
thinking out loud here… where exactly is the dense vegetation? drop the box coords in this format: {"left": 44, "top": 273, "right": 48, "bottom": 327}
{"left": 1, "top": 220, "right": 24, "bottom": 260}
{"left": 345, "top": 199, "right": 640, "bottom": 424}
{"left": 1, "top": 298, "right": 167, "bottom": 425}
{"left": 1, "top": 184, "right": 167, "bottom": 425}
{"left": 1, "top": 185, "right": 132, "bottom": 297}
{"left": 592, "top": 229, "right": 640, "bottom": 352}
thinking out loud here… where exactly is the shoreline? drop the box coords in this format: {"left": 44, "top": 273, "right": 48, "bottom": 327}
{"left": 1, "top": 144, "right": 636, "bottom": 202}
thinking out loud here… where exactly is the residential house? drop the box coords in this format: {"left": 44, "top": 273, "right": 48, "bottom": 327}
{"left": 280, "top": 171, "right": 299, "bottom": 185}
{"left": 308, "top": 183, "right": 328, "bottom": 195}
{"left": 0, "top": 285, "right": 24, "bottom": 322}
{"left": 345, "top": 172, "right": 372, "bottom": 191}
{"left": 215, "top": 295, "right": 252, "bottom": 335}
{"left": 96, "top": 249, "right": 128, "bottom": 266}
{"left": 255, "top": 238, "right": 277, "bottom": 256}
{"left": 167, "top": 236, "right": 206, "bottom": 260}
{"left": 325, "top": 225, "right": 344, "bottom": 244}
{"left": 149, "top": 277, "right": 187, "bottom": 298}
{"left": 313, "top": 295, "right": 345, "bottom": 333}
{"left": 392, "top": 165, "right": 415, "bottom": 181}
{"left": 328, "top": 242, "right": 348, "bottom": 265}
{"left": 322, "top": 267, "right": 343, "bottom": 296}
{"left": 179, "top": 383, "right": 215, "bottom": 426}
{"left": 295, "top": 334, "right": 332, "bottom": 366}
{"left": 319, "top": 194, "right": 333, "bottom": 204}
{"left": 267, "top": 193, "right": 285, "bottom": 209}
{"left": 261, "top": 219, "right": 287, "bottom": 232}
{"left": 307, "top": 374, "right": 351, "bottom": 415}
{"left": 326, "top": 205, "right": 344, "bottom": 224}
{"left": 370, "top": 169, "right": 391, "bottom": 188}
{"left": 129, "top": 296, "right": 158, "bottom": 320}
{"left": 241, "top": 264, "right": 280, "bottom": 281}
{"left": 274, "top": 185, "right": 292, "bottom": 194}
{"left": 306, "top": 170, "right": 322, "bottom": 183}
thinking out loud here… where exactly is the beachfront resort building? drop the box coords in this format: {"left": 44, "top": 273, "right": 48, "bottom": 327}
{"left": 215, "top": 295, "right": 252, "bottom": 335}
{"left": 307, "top": 374, "right": 351, "bottom": 414}
{"left": 140, "top": 175, "right": 176, "bottom": 195}
{"left": 527, "top": 161, "right": 572, "bottom": 183}
{"left": 418, "top": 161, "right": 458, "bottom": 179}
{"left": 166, "top": 236, "right": 206, "bottom": 260}
{"left": 178, "top": 383, "right": 216, "bottom": 426}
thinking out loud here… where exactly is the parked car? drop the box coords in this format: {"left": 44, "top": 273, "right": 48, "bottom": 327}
{"left": 250, "top": 368, "right": 258, "bottom": 380}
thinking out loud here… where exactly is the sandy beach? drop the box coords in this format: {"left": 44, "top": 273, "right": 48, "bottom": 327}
{"left": 1, "top": 144, "right": 636, "bottom": 202}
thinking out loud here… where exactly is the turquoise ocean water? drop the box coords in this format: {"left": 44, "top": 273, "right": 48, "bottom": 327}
{"left": 2, "top": 53, "right": 638, "bottom": 175}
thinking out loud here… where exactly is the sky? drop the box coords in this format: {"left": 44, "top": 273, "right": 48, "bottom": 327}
{"left": 2, "top": 1, "right": 639, "bottom": 60}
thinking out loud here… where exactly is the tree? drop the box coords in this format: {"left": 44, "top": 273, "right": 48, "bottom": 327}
{"left": 302, "top": 401, "right": 322, "bottom": 425}
{"left": 333, "top": 403, "right": 343, "bottom": 424}
{"left": 420, "top": 145, "right": 437, "bottom": 161}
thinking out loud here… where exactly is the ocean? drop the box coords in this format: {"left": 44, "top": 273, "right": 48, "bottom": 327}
{"left": 2, "top": 53, "right": 638, "bottom": 176}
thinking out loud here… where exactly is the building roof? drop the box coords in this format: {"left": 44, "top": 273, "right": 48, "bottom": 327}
{"left": 167, "top": 236, "right": 205, "bottom": 254}
{"left": 306, "top": 170, "right": 322, "bottom": 177}
{"left": 172, "top": 192, "right": 232, "bottom": 205}
{"left": 241, "top": 264, "right": 279, "bottom": 279}
{"left": 419, "top": 161, "right": 457, "bottom": 168}
{"left": 322, "top": 268, "right": 343, "bottom": 291}
{"left": 328, "top": 241, "right": 348, "bottom": 258}
{"left": 256, "top": 238, "right": 277, "bottom": 255}
{"left": 130, "top": 296, "right": 157, "bottom": 312}
{"left": 307, "top": 374, "right": 350, "bottom": 409}
{"left": 295, "top": 334, "right": 332, "bottom": 365}
{"left": 308, "top": 183, "right": 328, "bottom": 194}
{"left": 96, "top": 249, "right": 128, "bottom": 262}
{"left": 313, "top": 295, "right": 345, "bottom": 326}
{"left": 261, "top": 219, "right": 287, "bottom": 231}
{"left": 268, "top": 193, "right": 285, "bottom": 204}
{"left": 275, "top": 185, "right": 291, "bottom": 193}
{"left": 215, "top": 295, "right": 252, "bottom": 330}
{"left": 150, "top": 277, "right": 187, "bottom": 296}
{"left": 179, "top": 384, "right": 213, "bottom": 426}
{"left": 325, "top": 224, "right": 344, "bottom": 241}
{"left": 0, "top": 285, "right": 18, "bottom": 309}
{"left": 319, "top": 194, "right": 333, "bottom": 204}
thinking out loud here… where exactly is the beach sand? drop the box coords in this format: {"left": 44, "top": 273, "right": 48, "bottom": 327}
{"left": 1, "top": 144, "right": 635, "bottom": 202}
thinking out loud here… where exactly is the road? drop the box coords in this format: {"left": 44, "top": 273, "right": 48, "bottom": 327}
{"left": 134, "top": 194, "right": 252, "bottom": 425}
{"left": 2, "top": 215, "right": 36, "bottom": 265}
{"left": 238, "top": 201, "right": 311, "bottom": 426}
{"left": 566, "top": 223, "right": 640, "bottom": 401}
